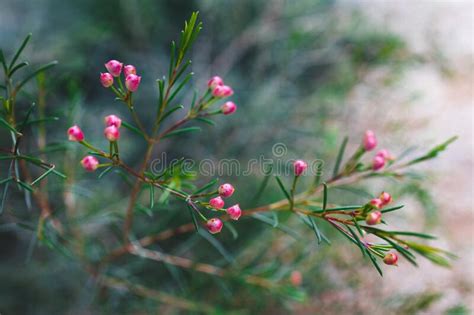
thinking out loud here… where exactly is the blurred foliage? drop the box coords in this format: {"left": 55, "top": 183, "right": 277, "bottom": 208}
{"left": 0, "top": 0, "right": 459, "bottom": 314}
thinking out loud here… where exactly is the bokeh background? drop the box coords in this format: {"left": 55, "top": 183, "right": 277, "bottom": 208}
{"left": 0, "top": 0, "right": 472, "bottom": 314}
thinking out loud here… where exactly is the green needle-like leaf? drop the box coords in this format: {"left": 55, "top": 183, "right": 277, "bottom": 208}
{"left": 168, "top": 71, "right": 193, "bottom": 104}
{"left": 307, "top": 215, "right": 322, "bottom": 244}
{"left": 17, "top": 180, "right": 33, "bottom": 192}
{"left": 9, "top": 33, "right": 31, "bottom": 71}
{"left": 378, "top": 235, "right": 418, "bottom": 266}
{"left": 31, "top": 166, "right": 55, "bottom": 186}
{"left": 122, "top": 121, "right": 146, "bottom": 139}
{"left": 224, "top": 222, "right": 238, "bottom": 240}
{"left": 252, "top": 163, "right": 273, "bottom": 202}
{"left": 149, "top": 184, "right": 155, "bottom": 209}
{"left": 251, "top": 213, "right": 300, "bottom": 239}
{"left": 333, "top": 136, "right": 348, "bottom": 177}
{"left": 18, "top": 102, "right": 36, "bottom": 132}
{"left": 381, "top": 205, "right": 404, "bottom": 213}
{"left": 271, "top": 211, "right": 279, "bottom": 227}
{"left": 168, "top": 41, "right": 176, "bottom": 79}
{"left": 196, "top": 117, "right": 216, "bottom": 126}
{"left": 352, "top": 218, "right": 364, "bottom": 236}
{"left": 0, "top": 177, "right": 14, "bottom": 186}
{"left": 24, "top": 117, "right": 59, "bottom": 127}
{"left": 408, "top": 136, "right": 458, "bottom": 165}
{"left": 98, "top": 166, "right": 114, "bottom": 179}
{"left": 390, "top": 231, "right": 436, "bottom": 239}
{"left": 9, "top": 61, "right": 29, "bottom": 76}
{"left": 322, "top": 182, "right": 328, "bottom": 211}
{"left": 404, "top": 241, "right": 454, "bottom": 267}
{"left": 347, "top": 226, "right": 366, "bottom": 257}
{"left": 186, "top": 204, "right": 200, "bottom": 232}
{"left": 16, "top": 61, "right": 58, "bottom": 92}
{"left": 274, "top": 175, "right": 291, "bottom": 202}
{"left": 192, "top": 178, "right": 218, "bottom": 195}
{"left": 367, "top": 250, "right": 383, "bottom": 276}
{"left": 159, "top": 105, "right": 184, "bottom": 123}
{"left": 198, "top": 229, "right": 235, "bottom": 264}
{"left": 0, "top": 49, "right": 7, "bottom": 74}
{"left": 163, "top": 126, "right": 201, "bottom": 138}
{"left": 0, "top": 117, "right": 21, "bottom": 135}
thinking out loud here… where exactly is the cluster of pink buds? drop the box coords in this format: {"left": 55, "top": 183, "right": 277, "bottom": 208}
{"left": 101, "top": 60, "right": 141, "bottom": 92}
{"left": 365, "top": 192, "right": 393, "bottom": 225}
{"left": 206, "top": 183, "right": 242, "bottom": 234}
{"left": 209, "top": 75, "right": 233, "bottom": 98}
{"left": 293, "top": 159, "right": 308, "bottom": 176}
{"left": 207, "top": 76, "right": 237, "bottom": 115}
{"left": 67, "top": 125, "right": 98, "bottom": 172}
{"left": 104, "top": 114, "right": 122, "bottom": 142}
{"left": 372, "top": 149, "right": 395, "bottom": 171}
{"left": 361, "top": 130, "right": 395, "bottom": 171}
{"left": 67, "top": 114, "right": 124, "bottom": 172}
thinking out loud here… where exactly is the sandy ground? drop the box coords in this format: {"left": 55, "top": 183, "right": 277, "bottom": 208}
{"left": 345, "top": 1, "right": 473, "bottom": 313}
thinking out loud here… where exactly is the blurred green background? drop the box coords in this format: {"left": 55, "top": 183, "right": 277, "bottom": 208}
{"left": 1, "top": 0, "right": 472, "bottom": 314}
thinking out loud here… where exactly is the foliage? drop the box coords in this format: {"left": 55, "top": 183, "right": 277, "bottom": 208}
{"left": 0, "top": 3, "right": 460, "bottom": 315}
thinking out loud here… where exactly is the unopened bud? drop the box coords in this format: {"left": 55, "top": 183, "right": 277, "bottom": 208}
{"left": 206, "top": 218, "right": 223, "bottom": 234}
{"left": 226, "top": 204, "right": 242, "bottom": 220}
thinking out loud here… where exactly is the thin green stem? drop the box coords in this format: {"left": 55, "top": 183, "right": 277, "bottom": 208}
{"left": 289, "top": 175, "right": 298, "bottom": 211}
{"left": 117, "top": 77, "right": 126, "bottom": 95}
{"left": 113, "top": 141, "right": 119, "bottom": 158}
{"left": 79, "top": 140, "right": 102, "bottom": 153}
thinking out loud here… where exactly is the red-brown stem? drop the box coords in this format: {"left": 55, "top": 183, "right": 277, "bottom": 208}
{"left": 122, "top": 143, "right": 154, "bottom": 242}
{"left": 122, "top": 61, "right": 184, "bottom": 242}
{"left": 154, "top": 117, "right": 190, "bottom": 141}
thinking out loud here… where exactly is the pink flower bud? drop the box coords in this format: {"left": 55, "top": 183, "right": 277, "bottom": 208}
{"left": 290, "top": 270, "right": 303, "bottom": 286}
{"left": 226, "top": 204, "right": 242, "bottom": 220}
{"left": 383, "top": 252, "right": 398, "bottom": 265}
{"left": 363, "top": 130, "right": 377, "bottom": 151}
{"left": 104, "top": 125, "right": 120, "bottom": 141}
{"left": 212, "top": 85, "right": 234, "bottom": 98}
{"left": 218, "top": 183, "right": 235, "bottom": 198}
{"left": 209, "top": 196, "right": 225, "bottom": 209}
{"left": 293, "top": 159, "right": 308, "bottom": 176}
{"left": 125, "top": 74, "right": 141, "bottom": 92}
{"left": 372, "top": 155, "right": 386, "bottom": 171}
{"left": 100, "top": 72, "right": 114, "bottom": 88}
{"left": 104, "top": 60, "right": 123, "bottom": 77}
{"left": 221, "top": 101, "right": 237, "bottom": 115}
{"left": 369, "top": 198, "right": 383, "bottom": 209}
{"left": 67, "top": 125, "right": 84, "bottom": 142}
{"left": 376, "top": 149, "right": 395, "bottom": 161}
{"left": 379, "top": 192, "right": 392, "bottom": 206}
{"left": 206, "top": 218, "right": 223, "bottom": 234}
{"left": 104, "top": 114, "right": 122, "bottom": 128}
{"left": 207, "top": 76, "right": 224, "bottom": 89}
{"left": 365, "top": 210, "right": 382, "bottom": 225}
{"left": 124, "top": 65, "right": 137, "bottom": 77}
{"left": 81, "top": 155, "right": 99, "bottom": 172}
